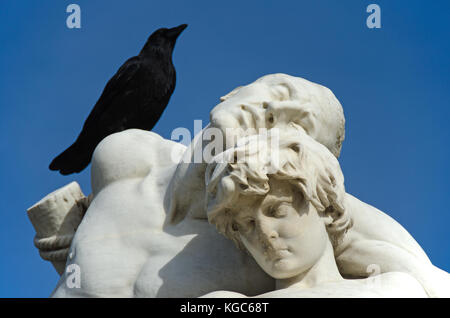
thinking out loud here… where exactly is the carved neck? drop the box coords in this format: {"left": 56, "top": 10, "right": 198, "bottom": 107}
{"left": 275, "top": 240, "right": 343, "bottom": 290}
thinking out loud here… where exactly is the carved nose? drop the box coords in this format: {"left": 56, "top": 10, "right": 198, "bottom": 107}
{"left": 210, "top": 110, "right": 239, "bottom": 129}
{"left": 256, "top": 216, "right": 278, "bottom": 243}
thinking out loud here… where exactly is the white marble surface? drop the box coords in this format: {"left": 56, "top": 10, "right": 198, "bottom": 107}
{"left": 28, "top": 74, "right": 450, "bottom": 297}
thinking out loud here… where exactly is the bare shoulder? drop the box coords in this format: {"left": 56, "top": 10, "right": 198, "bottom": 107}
{"left": 252, "top": 273, "right": 428, "bottom": 298}
{"left": 341, "top": 193, "right": 429, "bottom": 262}
{"left": 368, "top": 272, "right": 428, "bottom": 297}
{"left": 91, "top": 129, "right": 186, "bottom": 194}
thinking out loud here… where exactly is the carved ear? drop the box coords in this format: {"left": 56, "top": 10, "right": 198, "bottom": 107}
{"left": 220, "top": 86, "right": 243, "bottom": 102}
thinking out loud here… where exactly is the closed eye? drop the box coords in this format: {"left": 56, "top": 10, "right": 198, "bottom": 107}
{"left": 234, "top": 217, "right": 255, "bottom": 233}
{"left": 267, "top": 203, "right": 289, "bottom": 218}
{"left": 244, "top": 218, "right": 255, "bottom": 228}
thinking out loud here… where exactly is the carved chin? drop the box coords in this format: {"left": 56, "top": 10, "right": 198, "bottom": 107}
{"left": 268, "top": 259, "right": 299, "bottom": 279}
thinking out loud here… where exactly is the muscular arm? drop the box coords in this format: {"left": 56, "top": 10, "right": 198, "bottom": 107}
{"left": 52, "top": 129, "right": 186, "bottom": 297}
{"left": 335, "top": 193, "right": 450, "bottom": 297}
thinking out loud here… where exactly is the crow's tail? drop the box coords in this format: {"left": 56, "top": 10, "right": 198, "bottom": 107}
{"left": 49, "top": 139, "right": 93, "bottom": 175}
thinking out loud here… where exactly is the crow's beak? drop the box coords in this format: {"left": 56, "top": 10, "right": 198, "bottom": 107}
{"left": 167, "top": 24, "right": 188, "bottom": 40}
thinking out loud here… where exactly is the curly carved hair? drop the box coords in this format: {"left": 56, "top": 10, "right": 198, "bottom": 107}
{"left": 205, "top": 126, "right": 352, "bottom": 250}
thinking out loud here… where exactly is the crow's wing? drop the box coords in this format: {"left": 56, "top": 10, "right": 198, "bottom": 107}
{"left": 50, "top": 56, "right": 154, "bottom": 175}
{"left": 81, "top": 56, "right": 144, "bottom": 130}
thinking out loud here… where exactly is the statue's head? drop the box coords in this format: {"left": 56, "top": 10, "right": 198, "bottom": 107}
{"left": 210, "top": 73, "right": 345, "bottom": 157}
{"left": 205, "top": 129, "right": 352, "bottom": 279}
{"left": 169, "top": 74, "right": 346, "bottom": 224}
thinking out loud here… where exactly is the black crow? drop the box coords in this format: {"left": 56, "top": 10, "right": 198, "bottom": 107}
{"left": 49, "top": 24, "right": 187, "bottom": 175}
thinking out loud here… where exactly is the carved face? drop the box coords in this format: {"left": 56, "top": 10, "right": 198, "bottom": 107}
{"left": 209, "top": 74, "right": 344, "bottom": 157}
{"left": 231, "top": 178, "right": 329, "bottom": 280}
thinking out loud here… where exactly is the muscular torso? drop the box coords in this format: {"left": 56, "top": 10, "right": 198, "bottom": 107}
{"left": 51, "top": 129, "right": 448, "bottom": 298}
{"left": 52, "top": 130, "right": 273, "bottom": 297}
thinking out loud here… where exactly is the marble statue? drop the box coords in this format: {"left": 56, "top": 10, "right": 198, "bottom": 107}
{"left": 28, "top": 73, "right": 450, "bottom": 297}
{"left": 203, "top": 129, "right": 427, "bottom": 297}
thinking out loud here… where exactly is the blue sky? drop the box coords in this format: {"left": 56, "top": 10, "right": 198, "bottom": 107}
{"left": 0, "top": 0, "right": 449, "bottom": 297}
